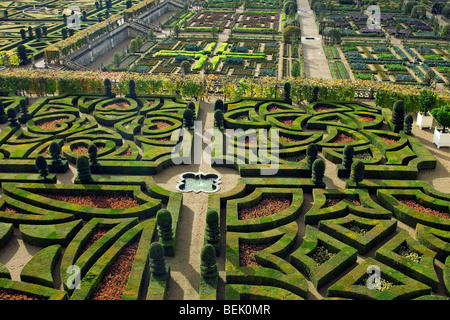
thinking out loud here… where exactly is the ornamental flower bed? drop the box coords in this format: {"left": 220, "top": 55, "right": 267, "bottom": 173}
{"left": 238, "top": 197, "right": 291, "bottom": 220}
{"left": 331, "top": 133, "right": 356, "bottom": 143}
{"left": 91, "top": 240, "right": 139, "bottom": 300}
{"left": 0, "top": 289, "right": 42, "bottom": 300}
{"left": 239, "top": 243, "right": 271, "bottom": 267}
{"left": 36, "top": 118, "right": 68, "bottom": 130}
{"left": 38, "top": 194, "right": 140, "bottom": 209}
{"left": 398, "top": 199, "right": 449, "bottom": 220}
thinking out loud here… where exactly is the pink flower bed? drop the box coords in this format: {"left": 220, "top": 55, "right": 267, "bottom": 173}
{"left": 399, "top": 199, "right": 449, "bottom": 219}
{"left": 91, "top": 241, "right": 139, "bottom": 300}
{"left": 0, "top": 289, "right": 41, "bottom": 300}
{"left": 314, "top": 106, "right": 333, "bottom": 112}
{"left": 380, "top": 136, "right": 398, "bottom": 145}
{"left": 360, "top": 115, "right": 375, "bottom": 123}
{"left": 239, "top": 197, "right": 291, "bottom": 220}
{"left": 326, "top": 198, "right": 361, "bottom": 207}
{"left": 280, "top": 119, "right": 294, "bottom": 126}
{"left": 38, "top": 194, "right": 140, "bottom": 209}
{"left": 36, "top": 118, "right": 68, "bottom": 130}
{"left": 267, "top": 106, "right": 283, "bottom": 112}
{"left": 72, "top": 145, "right": 104, "bottom": 155}
{"left": 332, "top": 133, "right": 355, "bottom": 143}
{"left": 239, "top": 243, "right": 271, "bottom": 267}
{"left": 154, "top": 121, "right": 171, "bottom": 130}
{"left": 103, "top": 102, "right": 131, "bottom": 109}
{"left": 280, "top": 135, "right": 300, "bottom": 143}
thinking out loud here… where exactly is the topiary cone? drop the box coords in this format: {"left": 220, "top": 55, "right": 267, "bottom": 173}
{"left": 156, "top": 209, "right": 173, "bottom": 242}
{"left": 350, "top": 160, "right": 365, "bottom": 183}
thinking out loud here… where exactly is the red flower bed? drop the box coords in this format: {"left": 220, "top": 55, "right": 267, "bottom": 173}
{"left": 326, "top": 198, "right": 361, "bottom": 207}
{"left": 38, "top": 194, "right": 140, "bottom": 209}
{"left": 380, "top": 136, "right": 398, "bottom": 145}
{"left": 239, "top": 243, "right": 271, "bottom": 267}
{"left": 331, "top": 133, "right": 355, "bottom": 143}
{"left": 267, "top": 106, "right": 283, "bottom": 112}
{"left": 0, "top": 289, "right": 42, "bottom": 300}
{"left": 280, "top": 119, "right": 294, "bottom": 126}
{"left": 399, "top": 199, "right": 449, "bottom": 219}
{"left": 314, "top": 106, "right": 333, "bottom": 112}
{"left": 36, "top": 118, "right": 68, "bottom": 130}
{"left": 280, "top": 135, "right": 300, "bottom": 143}
{"left": 79, "top": 227, "right": 111, "bottom": 256}
{"left": 154, "top": 121, "right": 171, "bottom": 130}
{"left": 72, "top": 145, "right": 104, "bottom": 155}
{"left": 239, "top": 197, "right": 291, "bottom": 220}
{"left": 121, "top": 147, "right": 133, "bottom": 156}
{"left": 360, "top": 115, "right": 375, "bottom": 123}
{"left": 91, "top": 241, "right": 139, "bottom": 300}
{"left": 103, "top": 102, "right": 130, "bottom": 109}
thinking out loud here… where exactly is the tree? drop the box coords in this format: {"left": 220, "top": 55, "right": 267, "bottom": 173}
{"left": 129, "top": 39, "right": 139, "bottom": 53}
{"left": 200, "top": 244, "right": 218, "bottom": 282}
{"left": 180, "top": 60, "right": 191, "bottom": 74}
{"left": 128, "top": 79, "right": 136, "bottom": 99}
{"left": 312, "top": 86, "right": 319, "bottom": 102}
{"left": 291, "top": 60, "right": 301, "bottom": 77}
{"left": 411, "top": 5, "right": 427, "bottom": 19}
{"left": 419, "top": 89, "right": 437, "bottom": 115}
{"left": 214, "top": 109, "right": 224, "bottom": 129}
{"left": 149, "top": 242, "right": 168, "bottom": 277}
{"left": 311, "top": 159, "right": 326, "bottom": 187}
{"left": 20, "top": 29, "right": 26, "bottom": 40}
{"left": 431, "top": 105, "right": 450, "bottom": 133}
{"left": 7, "top": 108, "right": 19, "bottom": 127}
{"left": 403, "top": 114, "right": 413, "bottom": 135}
{"left": 306, "top": 143, "right": 318, "bottom": 168}
{"left": 284, "top": 82, "right": 292, "bottom": 104}
{"left": 391, "top": 100, "right": 405, "bottom": 126}
{"left": 342, "top": 145, "right": 354, "bottom": 170}
{"left": 88, "top": 143, "right": 99, "bottom": 166}
{"left": 156, "top": 209, "right": 173, "bottom": 242}
{"left": 35, "top": 26, "right": 42, "bottom": 41}
{"left": 205, "top": 209, "right": 220, "bottom": 251}
{"left": 282, "top": 25, "right": 301, "bottom": 43}
{"left": 126, "top": 0, "right": 132, "bottom": 9}
{"left": 27, "top": 26, "right": 33, "bottom": 39}
{"left": 214, "top": 99, "right": 224, "bottom": 112}
{"left": 187, "top": 101, "right": 196, "bottom": 118}
{"left": 17, "top": 44, "right": 27, "bottom": 65}
{"left": 173, "top": 24, "right": 181, "bottom": 38}
{"left": 104, "top": 78, "right": 113, "bottom": 97}
{"left": 113, "top": 52, "right": 122, "bottom": 68}
{"left": 350, "top": 160, "right": 365, "bottom": 183}
{"left": 147, "top": 29, "right": 155, "bottom": 40}
{"left": 76, "top": 155, "right": 93, "bottom": 183}
{"left": 35, "top": 156, "right": 49, "bottom": 180}
{"left": 211, "top": 26, "right": 218, "bottom": 38}
{"left": 49, "top": 141, "right": 63, "bottom": 165}
{"left": 0, "top": 100, "right": 6, "bottom": 123}
{"left": 18, "top": 99, "right": 29, "bottom": 124}
{"left": 183, "top": 108, "right": 195, "bottom": 129}
{"left": 61, "top": 28, "right": 68, "bottom": 40}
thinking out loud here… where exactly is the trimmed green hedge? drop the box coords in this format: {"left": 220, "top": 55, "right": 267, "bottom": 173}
{"left": 20, "top": 220, "right": 83, "bottom": 247}
{"left": 0, "top": 278, "right": 67, "bottom": 300}
{"left": 20, "top": 245, "right": 62, "bottom": 288}
{"left": 290, "top": 225, "right": 358, "bottom": 289}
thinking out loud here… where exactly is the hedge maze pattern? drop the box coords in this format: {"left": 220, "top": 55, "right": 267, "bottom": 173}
{"left": 0, "top": 93, "right": 449, "bottom": 300}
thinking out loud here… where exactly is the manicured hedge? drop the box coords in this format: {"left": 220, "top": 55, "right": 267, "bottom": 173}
{"left": 290, "top": 225, "right": 358, "bottom": 289}
{"left": 20, "top": 244, "right": 62, "bottom": 288}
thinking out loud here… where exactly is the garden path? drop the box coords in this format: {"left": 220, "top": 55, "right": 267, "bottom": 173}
{"left": 296, "top": 0, "right": 333, "bottom": 80}
{"left": 152, "top": 99, "right": 240, "bottom": 300}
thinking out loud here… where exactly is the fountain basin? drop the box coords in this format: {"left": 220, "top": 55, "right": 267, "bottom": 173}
{"left": 176, "top": 172, "right": 222, "bottom": 193}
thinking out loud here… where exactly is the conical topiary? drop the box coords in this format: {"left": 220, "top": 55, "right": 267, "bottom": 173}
{"left": 49, "top": 141, "right": 62, "bottom": 165}
{"left": 0, "top": 100, "right": 7, "bottom": 123}
{"left": 76, "top": 155, "right": 93, "bottom": 183}
{"left": 7, "top": 108, "right": 19, "bottom": 127}
{"left": 35, "top": 155, "right": 49, "bottom": 180}
{"left": 156, "top": 209, "right": 173, "bottom": 242}
{"left": 350, "top": 160, "right": 365, "bottom": 183}
{"left": 306, "top": 143, "right": 318, "bottom": 168}
{"left": 403, "top": 114, "right": 413, "bottom": 135}
{"left": 205, "top": 209, "right": 220, "bottom": 250}
{"left": 200, "top": 244, "right": 218, "bottom": 281}
{"left": 88, "top": 143, "right": 99, "bottom": 166}
{"left": 214, "top": 109, "right": 224, "bottom": 129}
{"left": 214, "top": 99, "right": 224, "bottom": 112}
{"left": 284, "top": 82, "right": 292, "bottom": 104}
{"left": 342, "top": 145, "right": 354, "bottom": 170}
{"left": 311, "top": 158, "right": 325, "bottom": 187}
{"left": 183, "top": 108, "right": 194, "bottom": 129}
{"left": 149, "top": 242, "right": 168, "bottom": 277}
{"left": 128, "top": 79, "right": 136, "bottom": 99}
{"left": 18, "top": 99, "right": 29, "bottom": 124}
{"left": 391, "top": 100, "right": 405, "bottom": 126}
